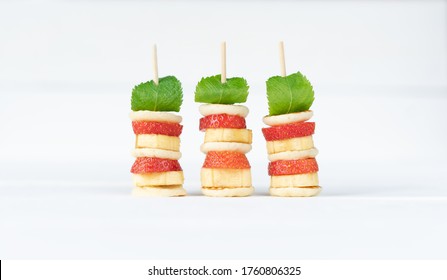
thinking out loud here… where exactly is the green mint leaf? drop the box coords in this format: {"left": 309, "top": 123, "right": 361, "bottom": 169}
{"left": 131, "top": 76, "right": 183, "bottom": 112}
{"left": 266, "top": 71, "right": 314, "bottom": 115}
{"left": 194, "top": 74, "right": 249, "bottom": 104}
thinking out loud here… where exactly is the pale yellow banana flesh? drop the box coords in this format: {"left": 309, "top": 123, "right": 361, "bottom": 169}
{"left": 204, "top": 128, "right": 252, "bottom": 144}
{"left": 270, "top": 172, "right": 319, "bottom": 188}
{"left": 268, "top": 148, "right": 318, "bottom": 161}
{"left": 270, "top": 186, "right": 321, "bottom": 197}
{"left": 200, "top": 142, "right": 252, "bottom": 154}
{"left": 266, "top": 136, "right": 314, "bottom": 154}
{"left": 132, "top": 171, "right": 184, "bottom": 187}
{"left": 130, "top": 111, "right": 182, "bottom": 123}
{"left": 263, "top": 110, "right": 313, "bottom": 126}
{"left": 135, "top": 134, "right": 180, "bottom": 151}
{"left": 199, "top": 104, "right": 249, "bottom": 118}
{"left": 201, "top": 168, "right": 252, "bottom": 187}
{"left": 202, "top": 186, "right": 254, "bottom": 197}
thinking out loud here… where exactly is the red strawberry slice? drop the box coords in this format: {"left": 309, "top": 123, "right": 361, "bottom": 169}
{"left": 132, "top": 121, "right": 183, "bottom": 136}
{"left": 199, "top": 114, "right": 246, "bottom": 131}
{"left": 262, "top": 122, "right": 315, "bottom": 141}
{"left": 268, "top": 158, "right": 318, "bottom": 176}
{"left": 203, "top": 151, "right": 251, "bottom": 169}
{"left": 131, "top": 157, "right": 182, "bottom": 174}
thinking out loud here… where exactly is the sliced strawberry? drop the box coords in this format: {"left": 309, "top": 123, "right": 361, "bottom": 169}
{"left": 262, "top": 122, "right": 315, "bottom": 141}
{"left": 131, "top": 157, "right": 182, "bottom": 174}
{"left": 268, "top": 158, "right": 318, "bottom": 176}
{"left": 199, "top": 114, "right": 246, "bottom": 131}
{"left": 203, "top": 151, "right": 250, "bottom": 169}
{"left": 132, "top": 121, "right": 183, "bottom": 136}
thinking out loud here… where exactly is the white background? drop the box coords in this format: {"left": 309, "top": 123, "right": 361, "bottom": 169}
{"left": 0, "top": 0, "right": 447, "bottom": 259}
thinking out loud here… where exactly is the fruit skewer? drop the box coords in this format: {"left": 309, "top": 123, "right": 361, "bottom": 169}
{"left": 195, "top": 42, "right": 253, "bottom": 197}
{"left": 130, "top": 45, "right": 186, "bottom": 197}
{"left": 262, "top": 42, "right": 321, "bottom": 197}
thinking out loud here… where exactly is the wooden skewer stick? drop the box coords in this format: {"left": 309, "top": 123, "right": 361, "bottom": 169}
{"left": 152, "top": 44, "right": 159, "bottom": 85}
{"left": 221, "top": 41, "right": 227, "bottom": 83}
{"left": 279, "top": 41, "right": 286, "bottom": 77}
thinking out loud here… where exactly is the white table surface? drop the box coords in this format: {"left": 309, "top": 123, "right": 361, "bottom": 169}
{"left": 1, "top": 182, "right": 446, "bottom": 259}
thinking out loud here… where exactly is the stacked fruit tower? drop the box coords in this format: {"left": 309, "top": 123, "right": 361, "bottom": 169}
{"left": 261, "top": 42, "right": 321, "bottom": 197}
{"left": 129, "top": 46, "right": 186, "bottom": 197}
{"left": 194, "top": 43, "right": 253, "bottom": 197}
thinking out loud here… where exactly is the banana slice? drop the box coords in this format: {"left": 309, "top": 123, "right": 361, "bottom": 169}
{"left": 132, "top": 185, "right": 187, "bottom": 197}
{"left": 201, "top": 142, "right": 252, "bottom": 154}
{"left": 131, "top": 148, "right": 181, "bottom": 160}
{"left": 201, "top": 168, "right": 252, "bottom": 187}
{"left": 199, "top": 104, "right": 249, "bottom": 118}
{"left": 268, "top": 148, "right": 318, "bottom": 161}
{"left": 270, "top": 172, "right": 319, "bottom": 188}
{"left": 133, "top": 171, "right": 184, "bottom": 186}
{"left": 130, "top": 110, "right": 182, "bottom": 123}
{"left": 263, "top": 111, "right": 313, "bottom": 126}
{"left": 270, "top": 186, "right": 321, "bottom": 197}
{"left": 135, "top": 134, "right": 180, "bottom": 151}
{"left": 266, "top": 136, "right": 314, "bottom": 154}
{"left": 204, "top": 128, "right": 252, "bottom": 144}
{"left": 202, "top": 187, "right": 254, "bottom": 197}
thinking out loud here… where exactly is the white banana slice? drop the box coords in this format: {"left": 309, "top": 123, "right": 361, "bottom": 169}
{"left": 202, "top": 187, "right": 254, "bottom": 197}
{"left": 130, "top": 110, "right": 182, "bottom": 123}
{"left": 199, "top": 104, "right": 249, "bottom": 118}
{"left": 131, "top": 148, "right": 181, "bottom": 160}
{"left": 135, "top": 134, "right": 180, "bottom": 151}
{"left": 268, "top": 148, "right": 319, "bottom": 162}
{"left": 201, "top": 168, "right": 252, "bottom": 187}
{"left": 270, "top": 172, "right": 319, "bottom": 188}
{"left": 200, "top": 142, "right": 252, "bottom": 154}
{"left": 266, "top": 136, "right": 314, "bottom": 154}
{"left": 263, "top": 111, "right": 313, "bottom": 126}
{"left": 204, "top": 128, "right": 252, "bottom": 144}
{"left": 270, "top": 186, "right": 321, "bottom": 197}
{"left": 133, "top": 171, "right": 184, "bottom": 186}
